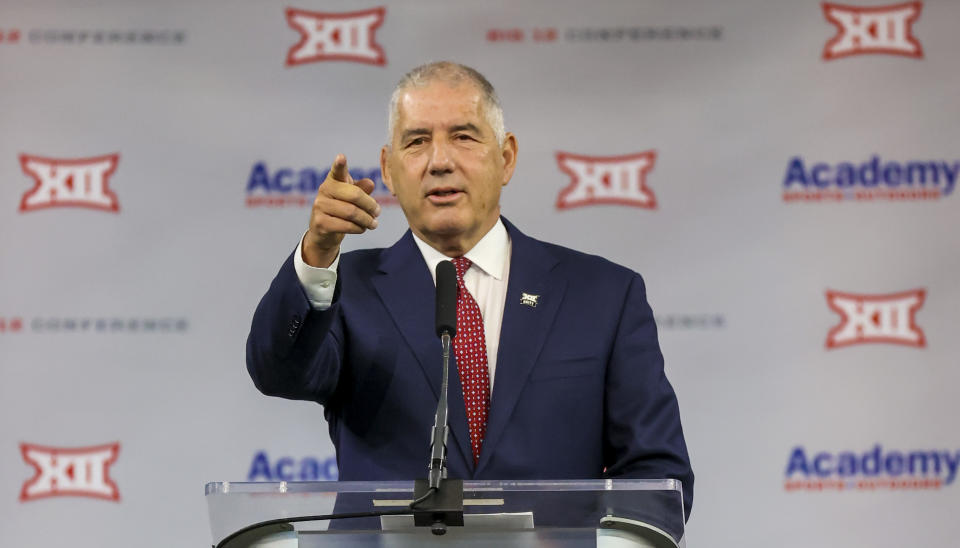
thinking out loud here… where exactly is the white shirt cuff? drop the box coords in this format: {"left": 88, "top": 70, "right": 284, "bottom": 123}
{"left": 293, "top": 233, "right": 340, "bottom": 310}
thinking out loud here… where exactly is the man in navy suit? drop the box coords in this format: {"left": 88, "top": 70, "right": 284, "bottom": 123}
{"left": 247, "top": 62, "right": 694, "bottom": 519}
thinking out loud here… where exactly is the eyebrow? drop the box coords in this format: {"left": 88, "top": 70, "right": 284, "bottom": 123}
{"left": 449, "top": 123, "right": 482, "bottom": 135}
{"left": 400, "top": 128, "right": 431, "bottom": 142}
{"left": 399, "top": 123, "right": 483, "bottom": 143}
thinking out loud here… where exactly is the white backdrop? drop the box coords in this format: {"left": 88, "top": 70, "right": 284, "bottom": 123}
{"left": 2, "top": 0, "right": 959, "bottom": 546}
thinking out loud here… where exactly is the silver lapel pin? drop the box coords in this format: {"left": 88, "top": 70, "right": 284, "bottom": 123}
{"left": 520, "top": 292, "right": 540, "bottom": 308}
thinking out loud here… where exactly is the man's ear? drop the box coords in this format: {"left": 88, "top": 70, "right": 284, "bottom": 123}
{"left": 380, "top": 146, "right": 396, "bottom": 195}
{"left": 500, "top": 132, "right": 518, "bottom": 186}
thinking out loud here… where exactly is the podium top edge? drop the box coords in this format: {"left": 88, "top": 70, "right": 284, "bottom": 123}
{"left": 204, "top": 478, "right": 682, "bottom": 496}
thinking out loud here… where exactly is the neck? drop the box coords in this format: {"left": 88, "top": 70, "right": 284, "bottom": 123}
{"left": 415, "top": 215, "right": 499, "bottom": 258}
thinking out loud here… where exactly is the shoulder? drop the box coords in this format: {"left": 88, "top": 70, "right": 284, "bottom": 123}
{"left": 520, "top": 231, "right": 641, "bottom": 284}
{"left": 545, "top": 239, "right": 631, "bottom": 271}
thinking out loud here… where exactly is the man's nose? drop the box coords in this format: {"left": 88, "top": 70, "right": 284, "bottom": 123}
{"left": 427, "top": 140, "right": 455, "bottom": 176}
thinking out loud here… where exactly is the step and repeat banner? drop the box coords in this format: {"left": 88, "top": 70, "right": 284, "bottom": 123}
{"left": 2, "top": 0, "right": 958, "bottom": 546}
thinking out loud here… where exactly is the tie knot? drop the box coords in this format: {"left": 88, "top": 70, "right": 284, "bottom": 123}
{"left": 452, "top": 256, "right": 472, "bottom": 279}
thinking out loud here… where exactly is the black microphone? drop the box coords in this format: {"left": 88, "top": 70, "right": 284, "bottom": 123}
{"left": 435, "top": 260, "right": 457, "bottom": 338}
{"left": 412, "top": 260, "right": 464, "bottom": 534}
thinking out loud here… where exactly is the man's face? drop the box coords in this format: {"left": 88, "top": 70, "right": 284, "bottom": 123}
{"left": 380, "top": 81, "right": 517, "bottom": 254}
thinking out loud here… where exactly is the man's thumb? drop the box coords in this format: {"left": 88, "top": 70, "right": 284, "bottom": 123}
{"left": 330, "top": 154, "right": 350, "bottom": 182}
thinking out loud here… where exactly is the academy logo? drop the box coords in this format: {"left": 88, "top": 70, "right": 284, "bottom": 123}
{"left": 825, "top": 288, "right": 925, "bottom": 349}
{"left": 822, "top": 2, "right": 923, "bottom": 60}
{"left": 19, "top": 153, "right": 120, "bottom": 213}
{"left": 246, "top": 161, "right": 396, "bottom": 207}
{"left": 556, "top": 150, "right": 657, "bottom": 210}
{"left": 285, "top": 6, "right": 386, "bottom": 66}
{"left": 247, "top": 451, "right": 339, "bottom": 481}
{"left": 785, "top": 445, "right": 958, "bottom": 490}
{"left": 782, "top": 156, "right": 957, "bottom": 202}
{"left": 20, "top": 442, "right": 120, "bottom": 502}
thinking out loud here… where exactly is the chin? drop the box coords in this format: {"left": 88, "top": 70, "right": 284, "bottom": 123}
{"left": 421, "top": 214, "right": 470, "bottom": 239}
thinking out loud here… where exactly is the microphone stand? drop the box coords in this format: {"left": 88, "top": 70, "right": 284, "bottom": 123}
{"left": 429, "top": 331, "right": 452, "bottom": 490}
{"left": 412, "top": 329, "right": 464, "bottom": 534}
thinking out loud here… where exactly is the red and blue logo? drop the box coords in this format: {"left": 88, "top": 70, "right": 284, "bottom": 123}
{"left": 245, "top": 161, "right": 396, "bottom": 208}
{"left": 782, "top": 155, "right": 957, "bottom": 202}
{"left": 785, "top": 445, "right": 959, "bottom": 491}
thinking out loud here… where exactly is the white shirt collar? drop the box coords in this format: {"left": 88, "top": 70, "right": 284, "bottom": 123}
{"left": 412, "top": 218, "right": 510, "bottom": 283}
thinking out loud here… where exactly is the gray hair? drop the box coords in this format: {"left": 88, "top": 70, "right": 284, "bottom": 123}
{"left": 387, "top": 61, "right": 506, "bottom": 146}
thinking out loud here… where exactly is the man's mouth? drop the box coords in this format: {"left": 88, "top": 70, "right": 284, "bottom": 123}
{"left": 426, "top": 187, "right": 464, "bottom": 204}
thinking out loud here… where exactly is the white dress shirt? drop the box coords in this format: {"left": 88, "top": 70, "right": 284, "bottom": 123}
{"left": 294, "top": 219, "right": 512, "bottom": 392}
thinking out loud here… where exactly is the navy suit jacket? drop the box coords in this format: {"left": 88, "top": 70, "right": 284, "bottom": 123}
{"left": 247, "top": 218, "right": 693, "bottom": 518}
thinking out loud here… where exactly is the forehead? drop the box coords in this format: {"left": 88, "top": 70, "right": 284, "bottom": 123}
{"left": 393, "top": 81, "right": 488, "bottom": 132}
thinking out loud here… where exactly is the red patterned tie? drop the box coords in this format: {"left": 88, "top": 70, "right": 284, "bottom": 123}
{"left": 452, "top": 257, "right": 491, "bottom": 466}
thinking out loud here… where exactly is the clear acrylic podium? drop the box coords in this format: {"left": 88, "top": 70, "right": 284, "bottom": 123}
{"left": 205, "top": 479, "right": 685, "bottom": 548}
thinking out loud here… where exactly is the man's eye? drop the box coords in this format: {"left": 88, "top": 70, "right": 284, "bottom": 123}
{"left": 455, "top": 134, "right": 475, "bottom": 141}
{"left": 407, "top": 138, "right": 426, "bottom": 147}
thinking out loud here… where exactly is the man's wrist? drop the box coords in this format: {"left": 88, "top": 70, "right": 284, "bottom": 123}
{"left": 294, "top": 233, "right": 340, "bottom": 311}
{"left": 301, "top": 234, "right": 339, "bottom": 268}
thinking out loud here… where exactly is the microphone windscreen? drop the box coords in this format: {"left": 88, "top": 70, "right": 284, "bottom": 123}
{"left": 435, "top": 260, "right": 457, "bottom": 338}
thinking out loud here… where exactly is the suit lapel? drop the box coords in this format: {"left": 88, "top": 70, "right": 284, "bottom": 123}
{"left": 371, "top": 232, "right": 473, "bottom": 473}
{"left": 476, "top": 219, "right": 564, "bottom": 475}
